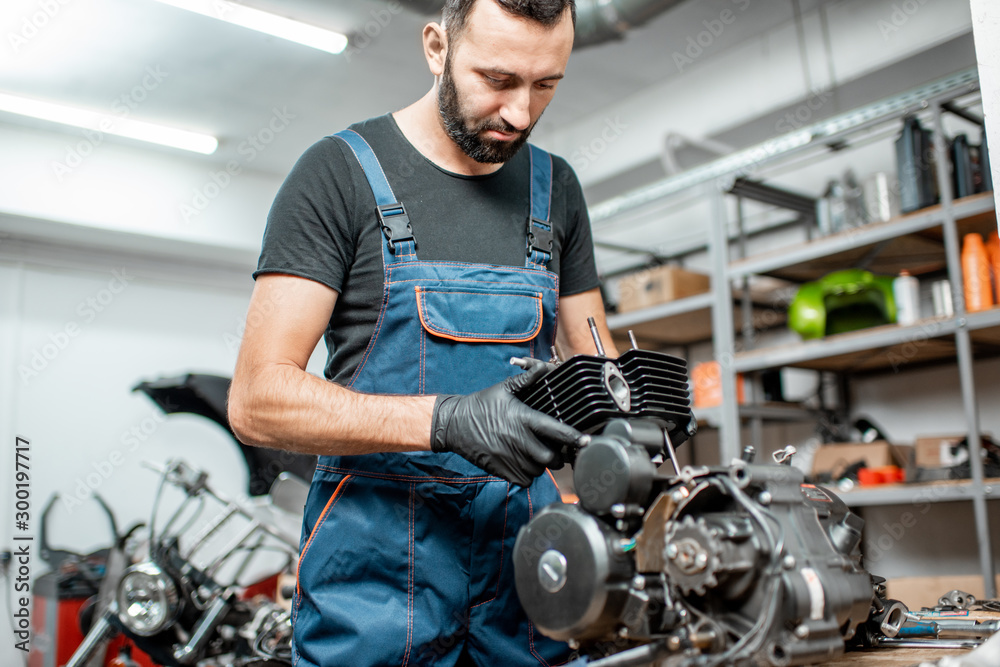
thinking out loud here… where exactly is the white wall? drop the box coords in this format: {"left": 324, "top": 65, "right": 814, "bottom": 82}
{"left": 971, "top": 0, "right": 1000, "bottom": 221}
{"left": 0, "top": 121, "right": 282, "bottom": 254}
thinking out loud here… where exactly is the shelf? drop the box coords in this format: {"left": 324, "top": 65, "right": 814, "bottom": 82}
{"left": 607, "top": 291, "right": 716, "bottom": 327}
{"left": 695, "top": 402, "right": 815, "bottom": 428}
{"left": 597, "top": 77, "right": 998, "bottom": 599}
{"left": 607, "top": 292, "right": 788, "bottom": 348}
{"left": 917, "top": 194, "right": 999, "bottom": 242}
{"left": 832, "top": 477, "right": 1000, "bottom": 507}
{"left": 728, "top": 193, "right": 996, "bottom": 282}
{"left": 733, "top": 306, "right": 1000, "bottom": 374}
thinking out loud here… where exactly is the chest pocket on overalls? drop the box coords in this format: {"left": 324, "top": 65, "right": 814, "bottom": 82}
{"left": 331, "top": 129, "right": 559, "bottom": 398}
{"left": 415, "top": 284, "right": 544, "bottom": 395}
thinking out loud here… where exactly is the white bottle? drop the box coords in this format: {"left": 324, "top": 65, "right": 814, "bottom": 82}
{"left": 893, "top": 270, "right": 920, "bottom": 325}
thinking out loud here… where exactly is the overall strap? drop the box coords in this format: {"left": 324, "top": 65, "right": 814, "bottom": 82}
{"left": 526, "top": 144, "right": 554, "bottom": 269}
{"left": 333, "top": 129, "right": 417, "bottom": 260}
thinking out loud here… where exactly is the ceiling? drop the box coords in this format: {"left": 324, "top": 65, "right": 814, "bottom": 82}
{"left": 0, "top": 0, "right": 825, "bottom": 182}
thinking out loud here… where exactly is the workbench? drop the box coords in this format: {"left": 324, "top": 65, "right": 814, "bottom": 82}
{"left": 821, "top": 646, "right": 965, "bottom": 665}
{"left": 819, "top": 610, "right": 1000, "bottom": 666}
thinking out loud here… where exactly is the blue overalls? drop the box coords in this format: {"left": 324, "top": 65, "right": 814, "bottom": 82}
{"left": 292, "top": 130, "right": 575, "bottom": 667}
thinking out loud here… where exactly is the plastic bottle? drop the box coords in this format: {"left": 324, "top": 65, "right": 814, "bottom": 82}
{"left": 931, "top": 279, "right": 954, "bottom": 318}
{"left": 893, "top": 270, "right": 920, "bottom": 325}
{"left": 988, "top": 230, "right": 1000, "bottom": 305}
{"left": 961, "top": 232, "right": 994, "bottom": 312}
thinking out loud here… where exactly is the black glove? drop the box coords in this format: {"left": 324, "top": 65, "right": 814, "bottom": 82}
{"left": 431, "top": 363, "right": 581, "bottom": 487}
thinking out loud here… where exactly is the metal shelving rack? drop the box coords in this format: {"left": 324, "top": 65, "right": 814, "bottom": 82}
{"left": 598, "top": 68, "right": 998, "bottom": 596}
{"left": 710, "top": 80, "right": 997, "bottom": 598}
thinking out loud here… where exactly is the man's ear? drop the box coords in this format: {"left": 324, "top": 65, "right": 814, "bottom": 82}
{"left": 423, "top": 22, "right": 447, "bottom": 77}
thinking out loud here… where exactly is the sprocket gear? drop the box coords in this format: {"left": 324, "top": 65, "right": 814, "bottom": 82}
{"left": 663, "top": 515, "right": 725, "bottom": 596}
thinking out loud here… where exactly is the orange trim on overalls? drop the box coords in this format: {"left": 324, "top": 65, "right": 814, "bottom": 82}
{"left": 296, "top": 475, "right": 353, "bottom": 597}
{"left": 415, "top": 287, "right": 543, "bottom": 343}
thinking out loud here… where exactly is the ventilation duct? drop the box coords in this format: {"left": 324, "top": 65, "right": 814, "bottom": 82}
{"left": 573, "top": 0, "right": 686, "bottom": 48}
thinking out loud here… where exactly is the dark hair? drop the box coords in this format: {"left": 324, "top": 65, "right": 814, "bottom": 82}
{"left": 443, "top": 0, "right": 576, "bottom": 42}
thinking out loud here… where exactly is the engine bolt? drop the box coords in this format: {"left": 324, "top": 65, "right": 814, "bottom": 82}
{"left": 695, "top": 552, "right": 709, "bottom": 569}
{"left": 783, "top": 554, "right": 796, "bottom": 569}
{"left": 794, "top": 624, "right": 810, "bottom": 639}
{"left": 667, "top": 636, "right": 682, "bottom": 651}
{"left": 758, "top": 491, "right": 773, "bottom": 506}
{"left": 618, "top": 627, "right": 629, "bottom": 638}
{"left": 632, "top": 575, "right": 646, "bottom": 590}
{"left": 666, "top": 543, "right": 679, "bottom": 559}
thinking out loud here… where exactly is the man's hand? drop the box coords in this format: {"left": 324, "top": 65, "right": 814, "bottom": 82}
{"left": 431, "top": 364, "right": 581, "bottom": 486}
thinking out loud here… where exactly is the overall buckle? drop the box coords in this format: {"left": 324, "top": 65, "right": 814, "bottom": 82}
{"left": 377, "top": 203, "right": 416, "bottom": 253}
{"left": 526, "top": 216, "right": 553, "bottom": 257}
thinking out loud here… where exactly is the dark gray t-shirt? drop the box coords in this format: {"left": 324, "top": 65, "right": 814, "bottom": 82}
{"left": 255, "top": 114, "right": 600, "bottom": 384}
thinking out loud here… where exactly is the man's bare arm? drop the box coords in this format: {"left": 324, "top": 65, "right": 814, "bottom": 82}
{"left": 556, "top": 288, "right": 618, "bottom": 358}
{"left": 228, "top": 274, "right": 435, "bottom": 455}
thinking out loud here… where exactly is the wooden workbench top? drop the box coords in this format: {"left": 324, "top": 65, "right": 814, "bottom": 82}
{"left": 821, "top": 646, "right": 966, "bottom": 665}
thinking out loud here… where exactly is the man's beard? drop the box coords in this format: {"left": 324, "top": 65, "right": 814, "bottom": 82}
{"left": 438, "top": 55, "right": 535, "bottom": 164}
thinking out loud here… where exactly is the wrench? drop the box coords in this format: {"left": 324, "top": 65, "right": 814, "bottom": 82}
{"left": 878, "top": 637, "right": 983, "bottom": 650}
{"left": 903, "top": 616, "right": 1000, "bottom": 639}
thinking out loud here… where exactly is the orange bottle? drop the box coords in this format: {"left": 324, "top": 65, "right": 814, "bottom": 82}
{"left": 962, "top": 232, "right": 994, "bottom": 312}
{"left": 988, "top": 230, "right": 1000, "bottom": 304}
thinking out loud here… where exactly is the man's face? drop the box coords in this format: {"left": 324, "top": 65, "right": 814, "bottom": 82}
{"left": 437, "top": 1, "right": 575, "bottom": 164}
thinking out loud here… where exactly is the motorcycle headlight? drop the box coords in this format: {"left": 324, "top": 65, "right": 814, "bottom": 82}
{"left": 116, "top": 562, "right": 180, "bottom": 636}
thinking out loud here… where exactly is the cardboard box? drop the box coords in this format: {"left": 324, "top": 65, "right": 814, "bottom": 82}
{"left": 810, "top": 441, "right": 913, "bottom": 479}
{"left": 691, "top": 361, "right": 745, "bottom": 408}
{"left": 914, "top": 434, "right": 967, "bottom": 468}
{"left": 886, "top": 575, "right": 1000, "bottom": 611}
{"left": 616, "top": 265, "right": 710, "bottom": 313}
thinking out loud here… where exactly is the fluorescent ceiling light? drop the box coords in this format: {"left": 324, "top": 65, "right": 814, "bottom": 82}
{"left": 151, "top": 0, "right": 348, "bottom": 55}
{"left": 0, "top": 92, "right": 219, "bottom": 154}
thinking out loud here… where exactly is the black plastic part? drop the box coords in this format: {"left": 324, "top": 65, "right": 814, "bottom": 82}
{"left": 895, "top": 115, "right": 939, "bottom": 213}
{"left": 951, "top": 134, "right": 979, "bottom": 199}
{"left": 39, "top": 492, "right": 117, "bottom": 574}
{"left": 574, "top": 435, "right": 655, "bottom": 515}
{"left": 601, "top": 419, "right": 668, "bottom": 456}
{"left": 377, "top": 202, "right": 416, "bottom": 253}
{"left": 761, "top": 369, "right": 784, "bottom": 402}
{"left": 527, "top": 217, "right": 554, "bottom": 256}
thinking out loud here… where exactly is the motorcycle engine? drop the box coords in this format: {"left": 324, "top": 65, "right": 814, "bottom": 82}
{"left": 513, "top": 350, "right": 886, "bottom": 667}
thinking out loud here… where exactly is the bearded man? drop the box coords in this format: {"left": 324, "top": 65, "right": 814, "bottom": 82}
{"left": 229, "top": 1, "right": 614, "bottom": 664}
